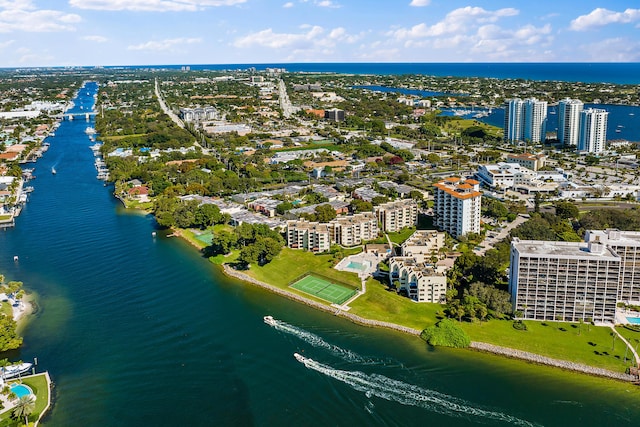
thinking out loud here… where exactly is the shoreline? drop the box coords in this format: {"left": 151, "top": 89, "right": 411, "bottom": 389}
{"left": 218, "top": 262, "right": 638, "bottom": 383}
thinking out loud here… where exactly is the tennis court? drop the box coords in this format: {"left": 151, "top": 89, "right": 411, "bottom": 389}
{"left": 290, "top": 274, "right": 358, "bottom": 305}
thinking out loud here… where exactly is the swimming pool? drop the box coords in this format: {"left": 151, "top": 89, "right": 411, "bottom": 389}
{"left": 347, "top": 261, "right": 367, "bottom": 271}
{"left": 10, "top": 384, "right": 32, "bottom": 399}
{"left": 627, "top": 316, "right": 640, "bottom": 325}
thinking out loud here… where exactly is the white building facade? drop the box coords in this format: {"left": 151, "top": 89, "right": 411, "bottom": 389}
{"left": 504, "top": 98, "right": 547, "bottom": 144}
{"left": 433, "top": 177, "right": 482, "bottom": 238}
{"left": 558, "top": 98, "right": 584, "bottom": 147}
{"left": 509, "top": 238, "right": 620, "bottom": 323}
{"left": 578, "top": 108, "right": 608, "bottom": 153}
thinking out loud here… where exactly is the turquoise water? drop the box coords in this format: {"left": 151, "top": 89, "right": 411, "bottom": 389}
{"left": 347, "top": 261, "right": 367, "bottom": 271}
{"left": 10, "top": 384, "right": 31, "bottom": 399}
{"left": 627, "top": 317, "right": 640, "bottom": 325}
{"left": 0, "top": 82, "right": 638, "bottom": 426}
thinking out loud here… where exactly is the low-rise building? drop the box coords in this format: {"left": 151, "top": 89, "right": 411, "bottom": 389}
{"left": 286, "top": 220, "right": 331, "bottom": 253}
{"left": 389, "top": 257, "right": 447, "bottom": 303}
{"left": 375, "top": 199, "right": 418, "bottom": 232}
{"left": 330, "top": 212, "right": 378, "bottom": 247}
{"left": 400, "top": 230, "right": 446, "bottom": 262}
{"left": 506, "top": 153, "right": 546, "bottom": 171}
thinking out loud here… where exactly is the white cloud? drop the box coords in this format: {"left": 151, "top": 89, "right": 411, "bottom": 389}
{"left": 82, "top": 35, "right": 108, "bottom": 42}
{"left": 316, "top": 0, "right": 340, "bottom": 8}
{"left": 409, "top": 0, "right": 430, "bottom": 7}
{"left": 282, "top": 2, "right": 294, "bottom": 8}
{"left": 578, "top": 37, "right": 640, "bottom": 61}
{"left": 234, "top": 24, "right": 361, "bottom": 54}
{"left": 0, "top": 39, "right": 14, "bottom": 49}
{"left": 570, "top": 8, "right": 640, "bottom": 31}
{"left": 0, "top": 3, "right": 81, "bottom": 32}
{"left": 392, "top": 6, "right": 518, "bottom": 39}
{"left": 234, "top": 26, "right": 324, "bottom": 49}
{"left": 0, "top": 1, "right": 35, "bottom": 10}
{"left": 127, "top": 37, "right": 202, "bottom": 51}
{"left": 69, "top": 0, "right": 246, "bottom": 12}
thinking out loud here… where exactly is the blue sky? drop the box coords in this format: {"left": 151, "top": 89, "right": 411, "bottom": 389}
{"left": 0, "top": 0, "right": 639, "bottom": 66}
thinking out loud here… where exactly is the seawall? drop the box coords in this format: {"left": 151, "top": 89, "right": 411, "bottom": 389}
{"left": 221, "top": 264, "right": 638, "bottom": 383}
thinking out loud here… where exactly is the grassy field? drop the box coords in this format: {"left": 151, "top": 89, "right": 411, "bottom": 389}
{"left": 387, "top": 227, "right": 416, "bottom": 245}
{"left": 243, "top": 248, "right": 361, "bottom": 303}
{"left": 228, "top": 243, "right": 638, "bottom": 373}
{"left": 459, "top": 319, "right": 630, "bottom": 372}
{"left": 0, "top": 373, "right": 49, "bottom": 426}
{"left": 348, "top": 279, "right": 632, "bottom": 372}
{"left": 348, "top": 279, "right": 443, "bottom": 330}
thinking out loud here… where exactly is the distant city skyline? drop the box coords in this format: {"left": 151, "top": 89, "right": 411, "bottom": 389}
{"left": 0, "top": 1, "right": 639, "bottom": 67}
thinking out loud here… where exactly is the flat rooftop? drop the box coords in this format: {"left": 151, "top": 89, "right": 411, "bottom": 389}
{"left": 512, "top": 239, "right": 619, "bottom": 261}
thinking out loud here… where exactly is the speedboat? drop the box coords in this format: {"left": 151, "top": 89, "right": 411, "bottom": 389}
{"left": 263, "top": 315, "right": 277, "bottom": 326}
{"left": 51, "top": 167, "right": 56, "bottom": 175}
{"left": 1, "top": 362, "right": 32, "bottom": 379}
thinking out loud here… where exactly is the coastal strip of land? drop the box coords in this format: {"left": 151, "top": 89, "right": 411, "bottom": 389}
{"left": 222, "top": 264, "right": 637, "bottom": 383}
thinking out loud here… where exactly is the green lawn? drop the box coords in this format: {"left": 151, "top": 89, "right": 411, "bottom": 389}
{"left": 349, "top": 279, "right": 632, "bottom": 372}
{"left": 387, "top": 227, "right": 416, "bottom": 245}
{"left": 349, "top": 279, "right": 443, "bottom": 330}
{"left": 459, "top": 319, "right": 630, "bottom": 372}
{"left": 225, "top": 242, "right": 637, "bottom": 373}
{"left": 0, "top": 373, "right": 49, "bottom": 426}
{"left": 242, "top": 248, "right": 361, "bottom": 302}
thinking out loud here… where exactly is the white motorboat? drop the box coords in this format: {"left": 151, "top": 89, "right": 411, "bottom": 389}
{"left": 1, "top": 362, "right": 32, "bottom": 379}
{"left": 263, "top": 315, "right": 277, "bottom": 326}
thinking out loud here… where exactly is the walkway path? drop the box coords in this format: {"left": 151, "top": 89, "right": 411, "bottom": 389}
{"left": 610, "top": 325, "right": 640, "bottom": 367}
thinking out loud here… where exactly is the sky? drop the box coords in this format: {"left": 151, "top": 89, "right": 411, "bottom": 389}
{"left": 0, "top": 0, "right": 639, "bottom": 67}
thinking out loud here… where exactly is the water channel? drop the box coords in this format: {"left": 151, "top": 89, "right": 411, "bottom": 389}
{"left": 0, "top": 82, "right": 639, "bottom": 426}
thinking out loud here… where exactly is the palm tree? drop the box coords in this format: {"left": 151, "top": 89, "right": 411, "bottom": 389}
{"left": 12, "top": 395, "right": 35, "bottom": 426}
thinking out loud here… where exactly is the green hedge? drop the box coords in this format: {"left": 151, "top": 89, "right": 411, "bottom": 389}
{"left": 420, "top": 319, "right": 471, "bottom": 348}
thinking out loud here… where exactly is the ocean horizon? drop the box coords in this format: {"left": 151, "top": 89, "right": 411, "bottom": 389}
{"left": 100, "top": 62, "right": 640, "bottom": 85}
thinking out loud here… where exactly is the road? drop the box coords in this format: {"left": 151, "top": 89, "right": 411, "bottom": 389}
{"left": 155, "top": 78, "right": 185, "bottom": 129}
{"left": 473, "top": 214, "right": 529, "bottom": 255}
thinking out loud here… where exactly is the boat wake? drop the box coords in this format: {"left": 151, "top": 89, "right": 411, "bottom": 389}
{"left": 264, "top": 316, "right": 378, "bottom": 364}
{"left": 294, "top": 353, "right": 540, "bottom": 427}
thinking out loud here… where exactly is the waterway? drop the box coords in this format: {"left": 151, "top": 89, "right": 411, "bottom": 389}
{"left": 356, "top": 85, "right": 640, "bottom": 142}
{"left": 0, "top": 83, "right": 639, "bottom": 426}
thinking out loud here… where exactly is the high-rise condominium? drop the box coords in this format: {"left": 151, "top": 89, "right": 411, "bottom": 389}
{"left": 578, "top": 108, "right": 608, "bottom": 153}
{"left": 558, "top": 98, "right": 584, "bottom": 146}
{"left": 504, "top": 98, "right": 547, "bottom": 144}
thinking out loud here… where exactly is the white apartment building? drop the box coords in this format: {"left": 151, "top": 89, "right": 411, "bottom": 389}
{"left": 509, "top": 238, "right": 620, "bottom": 323}
{"left": 286, "top": 220, "right": 331, "bottom": 253}
{"left": 389, "top": 257, "right": 448, "bottom": 303}
{"left": 578, "top": 108, "right": 608, "bottom": 153}
{"left": 400, "top": 230, "right": 446, "bottom": 262}
{"left": 330, "top": 212, "right": 378, "bottom": 247}
{"left": 374, "top": 200, "right": 418, "bottom": 233}
{"left": 506, "top": 153, "right": 546, "bottom": 171}
{"left": 558, "top": 98, "right": 584, "bottom": 147}
{"left": 287, "top": 213, "right": 379, "bottom": 251}
{"left": 180, "top": 107, "right": 219, "bottom": 122}
{"left": 504, "top": 98, "right": 547, "bottom": 144}
{"left": 585, "top": 230, "right": 640, "bottom": 303}
{"left": 433, "top": 177, "right": 481, "bottom": 238}
{"left": 476, "top": 162, "right": 554, "bottom": 194}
